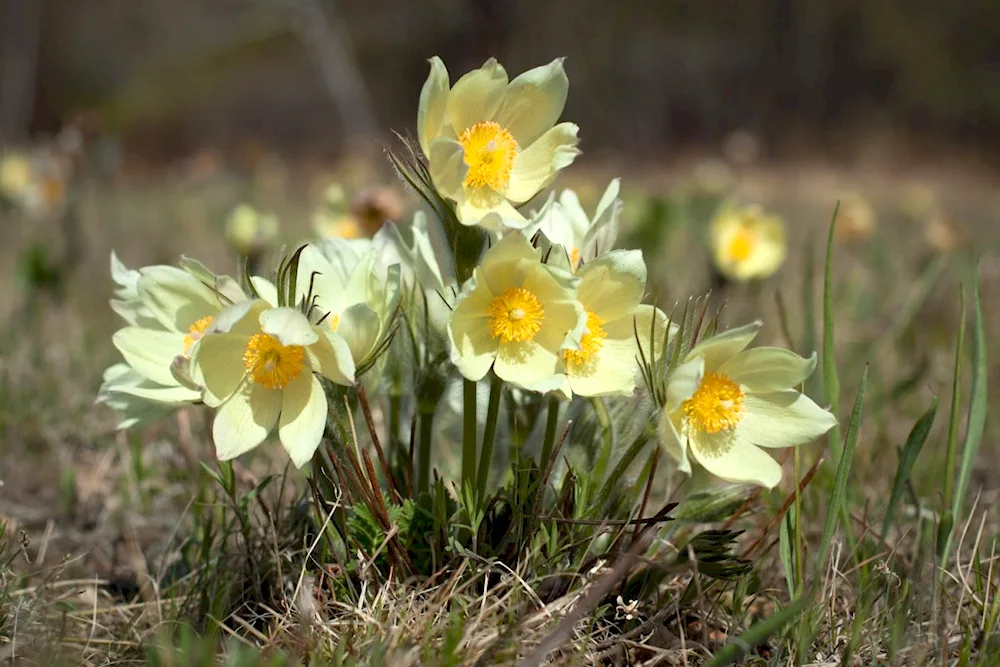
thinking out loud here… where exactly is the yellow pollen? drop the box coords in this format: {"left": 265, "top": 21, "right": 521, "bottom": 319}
{"left": 569, "top": 247, "right": 582, "bottom": 271}
{"left": 327, "top": 313, "right": 341, "bottom": 333}
{"left": 487, "top": 287, "right": 544, "bottom": 343}
{"left": 242, "top": 333, "right": 306, "bottom": 390}
{"left": 683, "top": 372, "right": 745, "bottom": 434}
{"left": 458, "top": 121, "right": 519, "bottom": 192}
{"left": 728, "top": 227, "right": 756, "bottom": 262}
{"left": 183, "top": 315, "right": 214, "bottom": 356}
{"left": 562, "top": 310, "right": 607, "bottom": 367}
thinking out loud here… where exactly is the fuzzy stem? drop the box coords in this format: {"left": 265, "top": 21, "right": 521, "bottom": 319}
{"left": 476, "top": 373, "right": 504, "bottom": 504}
{"left": 461, "top": 378, "right": 478, "bottom": 497}
{"left": 540, "top": 395, "right": 560, "bottom": 468}
{"left": 591, "top": 397, "right": 614, "bottom": 482}
{"left": 417, "top": 408, "right": 435, "bottom": 495}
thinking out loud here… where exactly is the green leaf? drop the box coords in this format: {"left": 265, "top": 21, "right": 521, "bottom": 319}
{"left": 822, "top": 203, "right": 842, "bottom": 464}
{"left": 880, "top": 397, "right": 938, "bottom": 542}
{"left": 818, "top": 365, "right": 867, "bottom": 573}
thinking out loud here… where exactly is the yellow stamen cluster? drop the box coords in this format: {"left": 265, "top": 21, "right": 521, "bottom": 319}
{"left": 562, "top": 310, "right": 606, "bottom": 367}
{"left": 683, "top": 372, "right": 745, "bottom": 434}
{"left": 487, "top": 287, "right": 544, "bottom": 343}
{"left": 727, "top": 226, "right": 756, "bottom": 262}
{"left": 242, "top": 333, "right": 306, "bottom": 389}
{"left": 458, "top": 121, "right": 519, "bottom": 192}
{"left": 183, "top": 315, "right": 214, "bottom": 356}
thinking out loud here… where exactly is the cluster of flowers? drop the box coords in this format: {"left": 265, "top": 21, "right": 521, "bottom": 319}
{"left": 100, "top": 57, "right": 836, "bottom": 488}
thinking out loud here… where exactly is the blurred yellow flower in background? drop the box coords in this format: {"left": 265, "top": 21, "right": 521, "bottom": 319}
{"left": 709, "top": 205, "right": 786, "bottom": 282}
{"left": 225, "top": 204, "right": 279, "bottom": 256}
{"left": 0, "top": 151, "right": 32, "bottom": 201}
{"left": 835, "top": 193, "right": 876, "bottom": 243}
{"left": 418, "top": 57, "right": 581, "bottom": 231}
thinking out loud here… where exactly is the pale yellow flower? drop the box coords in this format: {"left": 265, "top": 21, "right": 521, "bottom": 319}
{"left": 447, "top": 232, "right": 586, "bottom": 392}
{"left": 0, "top": 151, "right": 32, "bottom": 201}
{"left": 558, "top": 250, "right": 670, "bottom": 398}
{"left": 226, "top": 204, "right": 279, "bottom": 256}
{"left": 190, "top": 301, "right": 355, "bottom": 467}
{"left": 528, "top": 179, "right": 621, "bottom": 272}
{"left": 709, "top": 205, "right": 786, "bottom": 281}
{"left": 658, "top": 322, "right": 836, "bottom": 488}
{"left": 418, "top": 57, "right": 580, "bottom": 231}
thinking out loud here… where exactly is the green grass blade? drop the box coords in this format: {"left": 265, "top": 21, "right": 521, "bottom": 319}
{"left": 880, "top": 396, "right": 938, "bottom": 543}
{"left": 818, "top": 365, "right": 867, "bottom": 573}
{"left": 941, "top": 267, "right": 988, "bottom": 566}
{"left": 937, "top": 283, "right": 966, "bottom": 564}
{"left": 822, "top": 203, "right": 842, "bottom": 464}
{"left": 704, "top": 594, "right": 810, "bottom": 666}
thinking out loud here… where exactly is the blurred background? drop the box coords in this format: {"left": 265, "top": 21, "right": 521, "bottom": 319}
{"left": 2, "top": 0, "right": 999, "bottom": 165}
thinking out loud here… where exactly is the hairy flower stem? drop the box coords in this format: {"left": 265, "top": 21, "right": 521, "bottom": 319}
{"left": 591, "top": 397, "right": 614, "bottom": 481}
{"left": 476, "top": 373, "right": 504, "bottom": 505}
{"left": 461, "top": 379, "right": 478, "bottom": 497}
{"left": 540, "top": 395, "right": 560, "bottom": 468}
{"left": 417, "top": 409, "right": 435, "bottom": 495}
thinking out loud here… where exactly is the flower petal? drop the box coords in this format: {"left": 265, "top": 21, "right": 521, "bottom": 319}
{"left": 190, "top": 333, "right": 250, "bottom": 407}
{"left": 447, "top": 279, "right": 498, "bottom": 382}
{"left": 213, "top": 384, "right": 280, "bottom": 461}
{"left": 113, "top": 327, "right": 185, "bottom": 386}
{"left": 259, "top": 307, "right": 319, "bottom": 347}
{"left": 737, "top": 391, "right": 837, "bottom": 449}
{"left": 337, "top": 303, "right": 381, "bottom": 367}
{"left": 667, "top": 357, "right": 704, "bottom": 412}
{"left": 418, "top": 56, "right": 451, "bottom": 155}
{"left": 576, "top": 250, "right": 646, "bottom": 322}
{"left": 110, "top": 382, "right": 201, "bottom": 403}
{"left": 456, "top": 192, "right": 527, "bottom": 231}
{"left": 506, "top": 122, "right": 581, "bottom": 204}
{"left": 494, "top": 58, "right": 569, "bottom": 146}
{"left": 279, "top": 373, "right": 327, "bottom": 468}
{"left": 137, "top": 266, "right": 219, "bottom": 332}
{"left": 689, "top": 430, "right": 783, "bottom": 489}
{"left": 429, "top": 137, "right": 468, "bottom": 200}
{"left": 249, "top": 277, "right": 279, "bottom": 308}
{"left": 308, "top": 329, "right": 356, "bottom": 385}
{"left": 720, "top": 348, "right": 817, "bottom": 393}
{"left": 687, "top": 321, "right": 762, "bottom": 372}
{"left": 494, "top": 339, "right": 563, "bottom": 391}
{"left": 445, "top": 58, "right": 508, "bottom": 133}
{"left": 657, "top": 408, "right": 691, "bottom": 474}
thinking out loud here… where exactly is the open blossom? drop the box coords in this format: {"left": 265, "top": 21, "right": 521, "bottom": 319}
{"left": 528, "top": 179, "right": 622, "bottom": 272}
{"left": 190, "top": 301, "right": 355, "bottom": 467}
{"left": 418, "top": 57, "right": 580, "bottom": 231}
{"left": 447, "top": 232, "right": 586, "bottom": 392}
{"left": 709, "top": 205, "right": 786, "bottom": 282}
{"left": 658, "top": 321, "right": 836, "bottom": 488}
{"left": 558, "top": 250, "right": 671, "bottom": 398}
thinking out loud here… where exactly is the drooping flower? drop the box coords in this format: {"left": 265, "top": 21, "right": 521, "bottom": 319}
{"left": 447, "top": 232, "right": 586, "bottom": 391}
{"left": 190, "top": 301, "right": 355, "bottom": 467}
{"left": 108, "top": 256, "right": 245, "bottom": 406}
{"left": 558, "top": 250, "right": 671, "bottom": 397}
{"left": 709, "top": 205, "right": 786, "bottom": 282}
{"left": 527, "top": 179, "right": 622, "bottom": 272}
{"left": 418, "top": 57, "right": 581, "bottom": 231}
{"left": 658, "top": 321, "right": 836, "bottom": 488}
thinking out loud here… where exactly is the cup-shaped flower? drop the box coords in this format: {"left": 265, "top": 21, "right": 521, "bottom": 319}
{"left": 110, "top": 259, "right": 245, "bottom": 404}
{"left": 418, "top": 57, "right": 581, "bottom": 231}
{"left": 447, "top": 232, "right": 586, "bottom": 392}
{"left": 558, "top": 250, "right": 670, "bottom": 397}
{"left": 658, "top": 321, "right": 836, "bottom": 488}
{"left": 190, "top": 301, "right": 355, "bottom": 467}
{"left": 528, "top": 179, "right": 622, "bottom": 272}
{"left": 709, "top": 205, "right": 786, "bottom": 281}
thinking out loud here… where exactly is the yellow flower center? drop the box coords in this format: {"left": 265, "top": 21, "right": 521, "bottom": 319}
{"left": 683, "top": 372, "right": 745, "bottom": 434}
{"left": 727, "top": 227, "right": 756, "bottom": 262}
{"left": 562, "top": 310, "right": 607, "bottom": 367}
{"left": 487, "top": 287, "right": 544, "bottom": 343}
{"left": 183, "top": 315, "right": 214, "bottom": 356}
{"left": 458, "top": 121, "right": 519, "bottom": 192}
{"left": 333, "top": 215, "right": 362, "bottom": 239}
{"left": 242, "top": 333, "right": 306, "bottom": 389}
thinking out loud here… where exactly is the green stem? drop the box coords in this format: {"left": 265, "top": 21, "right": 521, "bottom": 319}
{"left": 591, "top": 397, "right": 614, "bottom": 483}
{"left": 417, "top": 409, "right": 435, "bottom": 495}
{"left": 476, "top": 373, "right": 504, "bottom": 504}
{"left": 593, "top": 431, "right": 651, "bottom": 514}
{"left": 461, "top": 379, "right": 478, "bottom": 496}
{"left": 540, "top": 395, "right": 560, "bottom": 467}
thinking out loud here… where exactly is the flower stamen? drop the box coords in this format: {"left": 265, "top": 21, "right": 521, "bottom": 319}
{"left": 562, "top": 310, "right": 606, "bottom": 368}
{"left": 243, "top": 333, "right": 306, "bottom": 389}
{"left": 183, "top": 315, "right": 214, "bottom": 356}
{"left": 458, "top": 121, "right": 519, "bottom": 193}
{"left": 487, "top": 286, "right": 544, "bottom": 343}
{"left": 727, "top": 227, "right": 756, "bottom": 262}
{"left": 683, "top": 372, "right": 745, "bottom": 434}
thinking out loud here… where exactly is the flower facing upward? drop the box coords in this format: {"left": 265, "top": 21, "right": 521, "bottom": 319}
{"left": 447, "top": 233, "right": 586, "bottom": 392}
{"left": 557, "top": 250, "right": 672, "bottom": 398}
{"left": 658, "top": 321, "right": 836, "bottom": 488}
{"left": 527, "top": 179, "right": 622, "bottom": 272}
{"left": 709, "top": 205, "right": 786, "bottom": 282}
{"left": 418, "top": 57, "right": 581, "bottom": 231}
{"left": 190, "top": 301, "right": 355, "bottom": 467}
